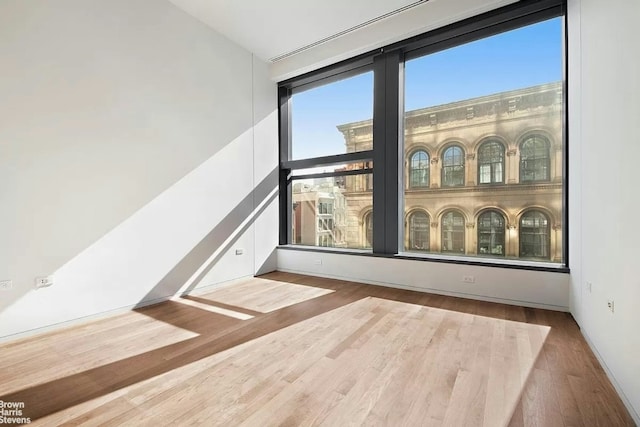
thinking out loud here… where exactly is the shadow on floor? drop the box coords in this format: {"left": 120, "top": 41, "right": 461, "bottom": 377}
{"left": 0, "top": 271, "right": 625, "bottom": 425}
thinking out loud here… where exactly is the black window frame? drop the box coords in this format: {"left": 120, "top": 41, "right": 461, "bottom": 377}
{"left": 278, "top": 0, "right": 568, "bottom": 273}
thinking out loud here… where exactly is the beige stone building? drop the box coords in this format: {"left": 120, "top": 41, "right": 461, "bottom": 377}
{"left": 291, "top": 180, "right": 348, "bottom": 248}
{"left": 335, "top": 82, "right": 564, "bottom": 262}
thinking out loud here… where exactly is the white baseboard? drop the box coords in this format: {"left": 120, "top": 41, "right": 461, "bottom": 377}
{"left": 580, "top": 329, "right": 640, "bottom": 426}
{"left": 0, "top": 274, "right": 253, "bottom": 345}
{"left": 277, "top": 267, "right": 569, "bottom": 312}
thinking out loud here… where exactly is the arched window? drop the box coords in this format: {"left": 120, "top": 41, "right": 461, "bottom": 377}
{"left": 409, "top": 151, "right": 429, "bottom": 188}
{"left": 442, "top": 146, "right": 465, "bottom": 187}
{"left": 477, "top": 211, "right": 505, "bottom": 256}
{"left": 478, "top": 141, "right": 505, "bottom": 184}
{"left": 519, "top": 210, "right": 550, "bottom": 259}
{"left": 441, "top": 211, "right": 465, "bottom": 253}
{"left": 520, "top": 136, "right": 550, "bottom": 182}
{"left": 364, "top": 212, "right": 373, "bottom": 248}
{"left": 408, "top": 211, "right": 430, "bottom": 251}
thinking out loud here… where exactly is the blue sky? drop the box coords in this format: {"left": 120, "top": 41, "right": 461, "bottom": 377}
{"left": 290, "top": 17, "right": 563, "bottom": 161}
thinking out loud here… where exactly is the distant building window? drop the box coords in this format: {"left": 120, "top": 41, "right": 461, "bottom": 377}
{"left": 441, "top": 211, "right": 465, "bottom": 253}
{"left": 364, "top": 212, "right": 373, "bottom": 248}
{"left": 319, "top": 234, "right": 333, "bottom": 247}
{"left": 409, "top": 151, "right": 430, "bottom": 188}
{"left": 408, "top": 211, "right": 430, "bottom": 251}
{"left": 318, "top": 218, "right": 333, "bottom": 231}
{"left": 318, "top": 201, "right": 333, "bottom": 214}
{"left": 477, "top": 211, "right": 505, "bottom": 256}
{"left": 442, "top": 146, "right": 465, "bottom": 187}
{"left": 519, "top": 210, "right": 550, "bottom": 259}
{"left": 478, "top": 141, "right": 505, "bottom": 184}
{"left": 520, "top": 136, "right": 550, "bottom": 182}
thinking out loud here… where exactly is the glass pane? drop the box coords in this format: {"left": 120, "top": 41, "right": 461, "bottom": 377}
{"left": 408, "top": 212, "right": 430, "bottom": 251}
{"left": 291, "top": 71, "right": 373, "bottom": 160}
{"left": 291, "top": 173, "right": 373, "bottom": 250}
{"left": 409, "top": 151, "right": 430, "bottom": 188}
{"left": 478, "top": 211, "right": 506, "bottom": 256}
{"left": 401, "top": 17, "right": 564, "bottom": 264}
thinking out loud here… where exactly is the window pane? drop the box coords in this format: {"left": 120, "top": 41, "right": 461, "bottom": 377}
{"left": 400, "top": 17, "right": 564, "bottom": 263}
{"left": 408, "top": 212, "right": 430, "bottom": 251}
{"left": 520, "top": 136, "right": 550, "bottom": 182}
{"left": 441, "top": 211, "right": 465, "bottom": 253}
{"left": 291, "top": 71, "right": 373, "bottom": 160}
{"left": 291, "top": 173, "right": 372, "bottom": 250}
{"left": 478, "top": 211, "right": 506, "bottom": 256}
{"left": 478, "top": 141, "right": 505, "bottom": 184}
{"left": 409, "top": 151, "right": 430, "bottom": 188}
{"left": 442, "top": 146, "right": 465, "bottom": 187}
{"left": 519, "top": 210, "right": 550, "bottom": 259}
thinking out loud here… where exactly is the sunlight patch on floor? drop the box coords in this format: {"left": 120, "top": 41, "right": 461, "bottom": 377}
{"left": 171, "top": 297, "right": 254, "bottom": 320}
{"left": 194, "top": 278, "right": 335, "bottom": 313}
{"left": 32, "top": 296, "right": 549, "bottom": 426}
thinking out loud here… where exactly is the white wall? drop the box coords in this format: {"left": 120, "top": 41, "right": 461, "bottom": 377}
{"left": 278, "top": 250, "right": 569, "bottom": 310}
{"left": 0, "top": 0, "right": 278, "bottom": 339}
{"left": 252, "top": 58, "right": 280, "bottom": 276}
{"left": 568, "top": 0, "right": 640, "bottom": 422}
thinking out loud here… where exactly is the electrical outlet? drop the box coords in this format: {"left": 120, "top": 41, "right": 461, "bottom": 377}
{"left": 462, "top": 275, "right": 475, "bottom": 284}
{"left": 586, "top": 281, "right": 592, "bottom": 293}
{"left": 607, "top": 299, "right": 614, "bottom": 313}
{"left": 313, "top": 259, "right": 322, "bottom": 266}
{"left": 0, "top": 280, "right": 12, "bottom": 291}
{"left": 35, "top": 276, "right": 54, "bottom": 289}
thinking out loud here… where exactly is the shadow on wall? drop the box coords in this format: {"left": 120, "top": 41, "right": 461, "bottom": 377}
{"left": 140, "top": 166, "right": 279, "bottom": 304}
{"left": 0, "top": 165, "right": 278, "bottom": 337}
{"left": 0, "top": 122, "right": 279, "bottom": 340}
{"left": 0, "top": 0, "right": 277, "bottom": 335}
{"left": 0, "top": 104, "right": 279, "bottom": 341}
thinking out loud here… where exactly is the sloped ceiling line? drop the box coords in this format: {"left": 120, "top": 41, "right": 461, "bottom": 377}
{"left": 268, "top": 0, "right": 429, "bottom": 62}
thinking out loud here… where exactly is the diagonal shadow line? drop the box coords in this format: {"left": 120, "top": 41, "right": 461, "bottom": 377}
{"left": 0, "top": 284, "right": 367, "bottom": 422}
{"left": 182, "top": 295, "right": 263, "bottom": 317}
{"left": 505, "top": 326, "right": 551, "bottom": 426}
{"left": 140, "top": 167, "right": 279, "bottom": 304}
{"left": 185, "top": 188, "right": 278, "bottom": 295}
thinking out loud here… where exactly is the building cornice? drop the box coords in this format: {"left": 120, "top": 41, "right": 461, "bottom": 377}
{"left": 337, "top": 82, "right": 563, "bottom": 140}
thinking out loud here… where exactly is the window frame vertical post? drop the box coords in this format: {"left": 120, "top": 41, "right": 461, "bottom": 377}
{"left": 278, "top": 86, "right": 292, "bottom": 245}
{"left": 372, "top": 50, "right": 401, "bottom": 254}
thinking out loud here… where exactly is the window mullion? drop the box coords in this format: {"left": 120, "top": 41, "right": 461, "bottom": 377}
{"left": 278, "top": 86, "right": 291, "bottom": 245}
{"left": 372, "top": 51, "right": 401, "bottom": 254}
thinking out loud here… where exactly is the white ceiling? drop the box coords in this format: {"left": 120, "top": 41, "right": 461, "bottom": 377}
{"left": 168, "top": 0, "right": 425, "bottom": 62}
{"left": 168, "top": 0, "right": 518, "bottom": 81}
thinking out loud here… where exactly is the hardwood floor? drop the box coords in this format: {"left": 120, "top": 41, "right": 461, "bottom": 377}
{"left": 0, "top": 272, "right": 634, "bottom": 426}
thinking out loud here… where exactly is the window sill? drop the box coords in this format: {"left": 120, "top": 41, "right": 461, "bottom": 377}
{"left": 277, "top": 245, "right": 570, "bottom": 274}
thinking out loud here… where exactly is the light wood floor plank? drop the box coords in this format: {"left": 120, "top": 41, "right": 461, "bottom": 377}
{"left": 0, "top": 272, "right": 634, "bottom": 426}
